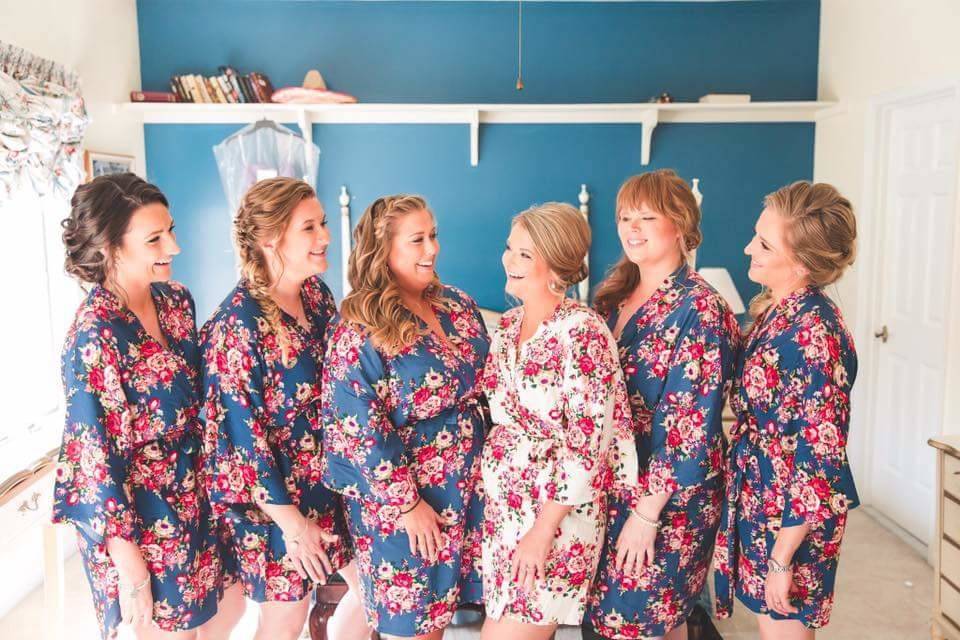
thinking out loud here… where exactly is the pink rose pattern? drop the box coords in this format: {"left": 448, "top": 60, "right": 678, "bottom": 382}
{"left": 200, "top": 276, "right": 350, "bottom": 602}
{"left": 321, "top": 286, "right": 489, "bottom": 636}
{"left": 481, "top": 298, "right": 638, "bottom": 625}
{"left": 587, "top": 264, "right": 740, "bottom": 638}
{"left": 714, "top": 286, "right": 859, "bottom": 628}
{"left": 52, "top": 282, "right": 224, "bottom": 639}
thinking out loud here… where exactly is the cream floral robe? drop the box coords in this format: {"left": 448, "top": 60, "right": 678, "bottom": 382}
{"left": 480, "top": 298, "right": 638, "bottom": 625}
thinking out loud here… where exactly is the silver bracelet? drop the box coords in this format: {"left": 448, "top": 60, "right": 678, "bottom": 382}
{"left": 632, "top": 510, "right": 660, "bottom": 530}
{"left": 283, "top": 517, "right": 309, "bottom": 547}
{"left": 767, "top": 557, "right": 792, "bottom": 574}
{"left": 124, "top": 576, "right": 150, "bottom": 596}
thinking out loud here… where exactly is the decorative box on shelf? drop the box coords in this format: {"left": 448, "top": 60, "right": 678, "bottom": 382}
{"left": 928, "top": 436, "right": 960, "bottom": 639}
{"left": 120, "top": 100, "right": 839, "bottom": 167}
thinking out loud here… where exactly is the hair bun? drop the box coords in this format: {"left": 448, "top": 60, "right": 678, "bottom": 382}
{"left": 571, "top": 261, "right": 589, "bottom": 285}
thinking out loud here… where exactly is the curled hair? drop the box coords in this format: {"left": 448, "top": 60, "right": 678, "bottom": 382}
{"left": 233, "top": 177, "right": 318, "bottom": 365}
{"left": 513, "top": 202, "right": 590, "bottom": 291}
{"left": 749, "top": 180, "right": 857, "bottom": 319}
{"left": 594, "top": 170, "right": 701, "bottom": 316}
{"left": 340, "top": 194, "right": 446, "bottom": 356}
{"left": 62, "top": 172, "right": 169, "bottom": 288}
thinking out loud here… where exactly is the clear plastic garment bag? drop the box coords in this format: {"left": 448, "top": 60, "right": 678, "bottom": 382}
{"left": 213, "top": 119, "right": 319, "bottom": 216}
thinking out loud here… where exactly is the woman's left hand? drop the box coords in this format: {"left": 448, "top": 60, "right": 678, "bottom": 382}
{"left": 764, "top": 565, "right": 799, "bottom": 616}
{"left": 615, "top": 512, "right": 658, "bottom": 576}
{"left": 511, "top": 523, "right": 554, "bottom": 593}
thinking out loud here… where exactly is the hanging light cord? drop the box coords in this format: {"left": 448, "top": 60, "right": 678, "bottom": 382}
{"left": 516, "top": 0, "right": 524, "bottom": 90}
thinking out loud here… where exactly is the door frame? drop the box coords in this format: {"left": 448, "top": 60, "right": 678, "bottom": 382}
{"left": 854, "top": 78, "right": 960, "bottom": 547}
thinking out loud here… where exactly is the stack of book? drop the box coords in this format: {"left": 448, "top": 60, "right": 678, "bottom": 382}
{"left": 130, "top": 67, "right": 277, "bottom": 103}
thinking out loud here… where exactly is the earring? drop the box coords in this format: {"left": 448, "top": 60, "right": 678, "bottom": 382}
{"left": 548, "top": 280, "right": 566, "bottom": 295}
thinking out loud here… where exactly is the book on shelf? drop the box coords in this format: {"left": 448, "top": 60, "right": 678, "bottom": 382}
{"left": 201, "top": 76, "right": 216, "bottom": 103}
{"left": 250, "top": 72, "right": 275, "bottom": 102}
{"left": 169, "top": 76, "right": 188, "bottom": 102}
{"left": 239, "top": 74, "right": 256, "bottom": 102}
{"left": 698, "top": 93, "right": 752, "bottom": 104}
{"left": 221, "top": 67, "right": 247, "bottom": 103}
{"left": 187, "top": 75, "right": 204, "bottom": 103}
{"left": 209, "top": 75, "right": 227, "bottom": 103}
{"left": 163, "top": 69, "right": 277, "bottom": 103}
{"left": 217, "top": 75, "right": 237, "bottom": 103}
{"left": 131, "top": 90, "right": 178, "bottom": 103}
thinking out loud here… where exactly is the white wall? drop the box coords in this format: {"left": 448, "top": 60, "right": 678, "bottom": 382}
{"left": 815, "top": 0, "right": 960, "bottom": 509}
{"left": 0, "top": 0, "right": 144, "bottom": 618}
{"left": 0, "top": 0, "right": 145, "bottom": 174}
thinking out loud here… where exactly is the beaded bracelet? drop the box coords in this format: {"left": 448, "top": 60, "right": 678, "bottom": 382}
{"left": 632, "top": 511, "right": 660, "bottom": 530}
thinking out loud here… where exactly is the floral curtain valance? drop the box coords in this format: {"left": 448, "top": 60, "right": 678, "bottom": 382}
{"left": 0, "top": 41, "right": 89, "bottom": 200}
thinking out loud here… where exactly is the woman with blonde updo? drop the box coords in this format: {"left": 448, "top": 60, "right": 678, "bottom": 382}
{"left": 713, "top": 181, "right": 860, "bottom": 639}
{"left": 479, "top": 203, "right": 637, "bottom": 640}
{"left": 320, "top": 195, "right": 490, "bottom": 639}
{"left": 200, "top": 178, "right": 362, "bottom": 640}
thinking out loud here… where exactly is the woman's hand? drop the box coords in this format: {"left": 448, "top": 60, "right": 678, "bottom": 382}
{"left": 106, "top": 537, "right": 153, "bottom": 628}
{"left": 401, "top": 498, "right": 444, "bottom": 563}
{"left": 615, "top": 511, "right": 659, "bottom": 576}
{"left": 765, "top": 563, "right": 800, "bottom": 616}
{"left": 766, "top": 523, "right": 808, "bottom": 616}
{"left": 511, "top": 522, "right": 554, "bottom": 593}
{"left": 119, "top": 575, "right": 154, "bottom": 628}
{"left": 285, "top": 518, "right": 340, "bottom": 584}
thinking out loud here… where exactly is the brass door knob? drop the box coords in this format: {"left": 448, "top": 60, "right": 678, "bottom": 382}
{"left": 874, "top": 325, "right": 889, "bottom": 343}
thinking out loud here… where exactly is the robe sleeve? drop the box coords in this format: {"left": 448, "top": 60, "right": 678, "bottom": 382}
{"left": 202, "top": 315, "right": 291, "bottom": 508}
{"left": 781, "top": 323, "right": 859, "bottom": 528}
{"left": 553, "top": 314, "right": 635, "bottom": 506}
{"left": 321, "top": 322, "right": 419, "bottom": 509}
{"left": 640, "top": 311, "right": 737, "bottom": 496}
{"left": 52, "top": 328, "right": 141, "bottom": 544}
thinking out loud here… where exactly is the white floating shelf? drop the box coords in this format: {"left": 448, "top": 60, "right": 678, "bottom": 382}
{"left": 121, "top": 101, "right": 837, "bottom": 166}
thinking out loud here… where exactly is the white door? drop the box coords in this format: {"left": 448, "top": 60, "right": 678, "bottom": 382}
{"left": 868, "top": 86, "right": 959, "bottom": 544}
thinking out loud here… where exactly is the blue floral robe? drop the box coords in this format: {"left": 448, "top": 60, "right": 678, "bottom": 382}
{"left": 321, "top": 285, "right": 489, "bottom": 636}
{"left": 714, "top": 285, "right": 859, "bottom": 628}
{"left": 52, "top": 282, "right": 223, "bottom": 639}
{"left": 586, "top": 264, "right": 740, "bottom": 637}
{"left": 200, "top": 276, "right": 350, "bottom": 602}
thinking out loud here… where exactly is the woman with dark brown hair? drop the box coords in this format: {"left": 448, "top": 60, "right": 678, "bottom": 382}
{"left": 200, "top": 177, "right": 359, "bottom": 639}
{"left": 585, "top": 170, "right": 740, "bottom": 640}
{"left": 52, "top": 173, "right": 237, "bottom": 639}
{"left": 320, "top": 195, "right": 490, "bottom": 640}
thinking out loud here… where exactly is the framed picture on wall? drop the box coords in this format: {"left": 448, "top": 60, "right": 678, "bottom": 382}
{"left": 83, "top": 151, "right": 135, "bottom": 182}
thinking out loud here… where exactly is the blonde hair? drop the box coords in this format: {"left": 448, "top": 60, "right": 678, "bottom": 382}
{"left": 340, "top": 194, "right": 446, "bottom": 356}
{"left": 513, "top": 202, "right": 590, "bottom": 294}
{"left": 594, "top": 170, "right": 701, "bottom": 316}
{"left": 748, "top": 180, "right": 857, "bottom": 319}
{"left": 233, "top": 177, "right": 318, "bottom": 366}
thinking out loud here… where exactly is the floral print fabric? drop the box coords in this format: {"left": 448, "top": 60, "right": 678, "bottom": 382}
{"left": 714, "top": 286, "right": 859, "bottom": 628}
{"left": 481, "top": 297, "right": 637, "bottom": 626}
{"left": 321, "top": 285, "right": 490, "bottom": 636}
{"left": 586, "top": 264, "right": 740, "bottom": 638}
{"left": 52, "top": 282, "right": 223, "bottom": 639}
{"left": 201, "top": 276, "right": 350, "bottom": 603}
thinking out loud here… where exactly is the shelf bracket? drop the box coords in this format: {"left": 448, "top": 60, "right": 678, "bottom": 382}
{"left": 639, "top": 108, "right": 658, "bottom": 166}
{"left": 469, "top": 109, "right": 480, "bottom": 167}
